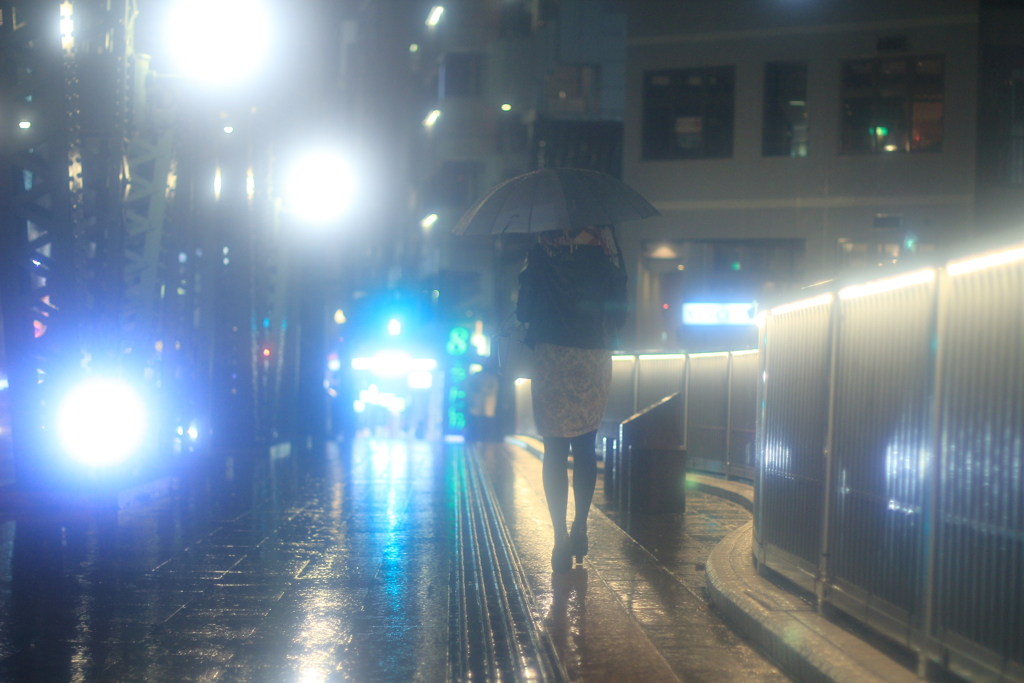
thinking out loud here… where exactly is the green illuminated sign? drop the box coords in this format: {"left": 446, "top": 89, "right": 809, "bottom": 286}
{"left": 446, "top": 327, "right": 469, "bottom": 356}
{"left": 447, "top": 366, "right": 467, "bottom": 430}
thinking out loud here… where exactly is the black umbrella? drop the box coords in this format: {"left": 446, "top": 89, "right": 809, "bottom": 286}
{"left": 451, "top": 167, "right": 659, "bottom": 235}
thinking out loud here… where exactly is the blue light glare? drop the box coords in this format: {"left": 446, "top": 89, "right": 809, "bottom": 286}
{"left": 56, "top": 378, "right": 147, "bottom": 467}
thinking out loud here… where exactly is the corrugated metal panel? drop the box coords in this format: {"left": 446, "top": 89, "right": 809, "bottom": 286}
{"left": 514, "top": 379, "right": 537, "bottom": 438}
{"left": 607, "top": 355, "right": 637, "bottom": 421}
{"left": 934, "top": 253, "right": 1024, "bottom": 674}
{"left": 637, "top": 354, "right": 686, "bottom": 451}
{"left": 827, "top": 272, "right": 936, "bottom": 639}
{"left": 686, "top": 353, "right": 730, "bottom": 474}
{"left": 760, "top": 296, "right": 833, "bottom": 579}
{"left": 728, "top": 350, "right": 759, "bottom": 479}
{"left": 637, "top": 354, "right": 686, "bottom": 413}
{"left": 600, "top": 355, "right": 638, "bottom": 444}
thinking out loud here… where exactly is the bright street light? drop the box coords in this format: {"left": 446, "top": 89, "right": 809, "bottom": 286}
{"left": 168, "top": 0, "right": 271, "bottom": 84}
{"left": 56, "top": 378, "right": 147, "bottom": 467}
{"left": 287, "top": 150, "right": 356, "bottom": 224}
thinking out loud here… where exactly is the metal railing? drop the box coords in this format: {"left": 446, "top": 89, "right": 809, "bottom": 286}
{"left": 513, "top": 350, "right": 757, "bottom": 480}
{"left": 511, "top": 239, "right": 1024, "bottom": 682}
{"left": 755, "top": 242, "right": 1024, "bottom": 683}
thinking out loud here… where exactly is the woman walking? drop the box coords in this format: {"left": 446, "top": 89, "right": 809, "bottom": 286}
{"left": 517, "top": 225, "right": 628, "bottom": 573}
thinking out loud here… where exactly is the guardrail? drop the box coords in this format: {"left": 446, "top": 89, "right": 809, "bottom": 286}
{"left": 757, "top": 242, "right": 1024, "bottom": 683}
{"left": 512, "top": 237, "right": 1024, "bottom": 683}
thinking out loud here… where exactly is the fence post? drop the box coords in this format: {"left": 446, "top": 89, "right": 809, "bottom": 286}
{"left": 725, "top": 352, "right": 735, "bottom": 479}
{"left": 631, "top": 354, "right": 639, "bottom": 416}
{"left": 754, "top": 320, "right": 769, "bottom": 566}
{"left": 919, "top": 269, "right": 948, "bottom": 676}
{"left": 816, "top": 296, "right": 841, "bottom": 612}
{"left": 682, "top": 355, "right": 691, "bottom": 453}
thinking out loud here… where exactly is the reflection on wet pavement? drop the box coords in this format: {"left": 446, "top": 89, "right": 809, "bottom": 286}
{"left": 0, "top": 438, "right": 789, "bottom": 683}
{"left": 0, "top": 440, "right": 451, "bottom": 683}
{"left": 476, "top": 442, "right": 791, "bottom": 683}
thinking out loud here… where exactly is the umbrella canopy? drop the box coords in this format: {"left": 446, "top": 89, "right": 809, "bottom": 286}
{"left": 451, "top": 167, "right": 660, "bottom": 235}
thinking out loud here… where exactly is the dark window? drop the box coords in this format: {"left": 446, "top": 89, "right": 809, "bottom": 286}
{"left": 440, "top": 53, "right": 483, "bottom": 98}
{"left": 497, "top": 116, "right": 528, "bottom": 154}
{"left": 841, "top": 55, "right": 944, "bottom": 154}
{"left": 499, "top": 2, "right": 532, "bottom": 38}
{"left": 546, "top": 65, "right": 599, "bottom": 115}
{"left": 642, "top": 67, "right": 735, "bottom": 160}
{"left": 763, "top": 62, "right": 808, "bottom": 157}
{"left": 531, "top": 117, "right": 624, "bottom": 177}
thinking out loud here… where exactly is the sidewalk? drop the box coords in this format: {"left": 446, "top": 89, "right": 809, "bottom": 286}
{"left": 498, "top": 437, "right": 924, "bottom": 683}
{"left": 481, "top": 440, "right": 790, "bottom": 683}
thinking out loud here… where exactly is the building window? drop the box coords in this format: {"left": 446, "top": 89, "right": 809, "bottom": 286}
{"left": 841, "top": 55, "right": 944, "bottom": 154}
{"left": 546, "top": 65, "right": 599, "bottom": 115}
{"left": 763, "top": 62, "right": 808, "bottom": 157}
{"left": 440, "top": 53, "right": 483, "bottom": 98}
{"left": 642, "top": 67, "right": 735, "bottom": 160}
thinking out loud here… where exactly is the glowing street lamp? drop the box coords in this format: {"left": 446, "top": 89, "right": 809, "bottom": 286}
{"left": 168, "top": 0, "right": 271, "bottom": 84}
{"left": 56, "top": 378, "right": 147, "bottom": 467}
{"left": 286, "top": 150, "right": 356, "bottom": 224}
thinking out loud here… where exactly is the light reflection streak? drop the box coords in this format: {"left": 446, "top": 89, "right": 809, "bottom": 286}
{"left": 947, "top": 244, "right": 1024, "bottom": 276}
{"left": 765, "top": 444, "right": 792, "bottom": 473}
{"left": 838, "top": 269, "right": 934, "bottom": 300}
{"left": 771, "top": 293, "right": 832, "bottom": 316}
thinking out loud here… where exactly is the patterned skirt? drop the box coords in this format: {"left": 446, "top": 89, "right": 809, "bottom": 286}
{"left": 531, "top": 343, "right": 613, "bottom": 438}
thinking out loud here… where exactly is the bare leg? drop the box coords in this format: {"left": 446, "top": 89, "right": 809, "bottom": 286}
{"left": 569, "top": 430, "right": 598, "bottom": 529}
{"left": 542, "top": 436, "right": 571, "bottom": 542}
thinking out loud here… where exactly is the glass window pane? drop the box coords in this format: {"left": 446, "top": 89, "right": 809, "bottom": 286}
{"left": 643, "top": 67, "right": 735, "bottom": 160}
{"left": 911, "top": 101, "right": 943, "bottom": 151}
{"left": 840, "top": 55, "right": 943, "bottom": 154}
{"left": 763, "top": 62, "right": 808, "bottom": 157}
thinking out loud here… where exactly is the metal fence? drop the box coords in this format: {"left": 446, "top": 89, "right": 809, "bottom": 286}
{"left": 513, "top": 350, "right": 757, "bottom": 480}
{"left": 511, "top": 241, "right": 1024, "bottom": 682}
{"left": 754, "top": 242, "right": 1024, "bottom": 683}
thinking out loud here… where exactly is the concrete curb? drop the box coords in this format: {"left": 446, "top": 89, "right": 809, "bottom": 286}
{"left": 685, "top": 472, "right": 754, "bottom": 512}
{"left": 706, "top": 523, "right": 922, "bottom": 683}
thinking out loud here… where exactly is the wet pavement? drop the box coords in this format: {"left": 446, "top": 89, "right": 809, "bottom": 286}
{"left": 476, "top": 442, "right": 791, "bottom": 683}
{"left": 0, "top": 439, "right": 790, "bottom": 682}
{"left": 0, "top": 440, "right": 452, "bottom": 683}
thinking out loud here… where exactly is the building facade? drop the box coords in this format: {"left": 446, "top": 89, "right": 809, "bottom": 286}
{"left": 623, "top": 1, "right": 988, "bottom": 350}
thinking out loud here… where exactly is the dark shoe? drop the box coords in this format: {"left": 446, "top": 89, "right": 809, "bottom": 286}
{"left": 551, "top": 537, "right": 572, "bottom": 574}
{"left": 569, "top": 521, "right": 588, "bottom": 564}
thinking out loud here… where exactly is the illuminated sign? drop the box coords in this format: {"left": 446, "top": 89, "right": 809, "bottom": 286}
{"left": 446, "top": 364, "right": 467, "bottom": 433}
{"left": 446, "top": 327, "right": 469, "bottom": 356}
{"left": 682, "top": 303, "right": 757, "bottom": 326}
